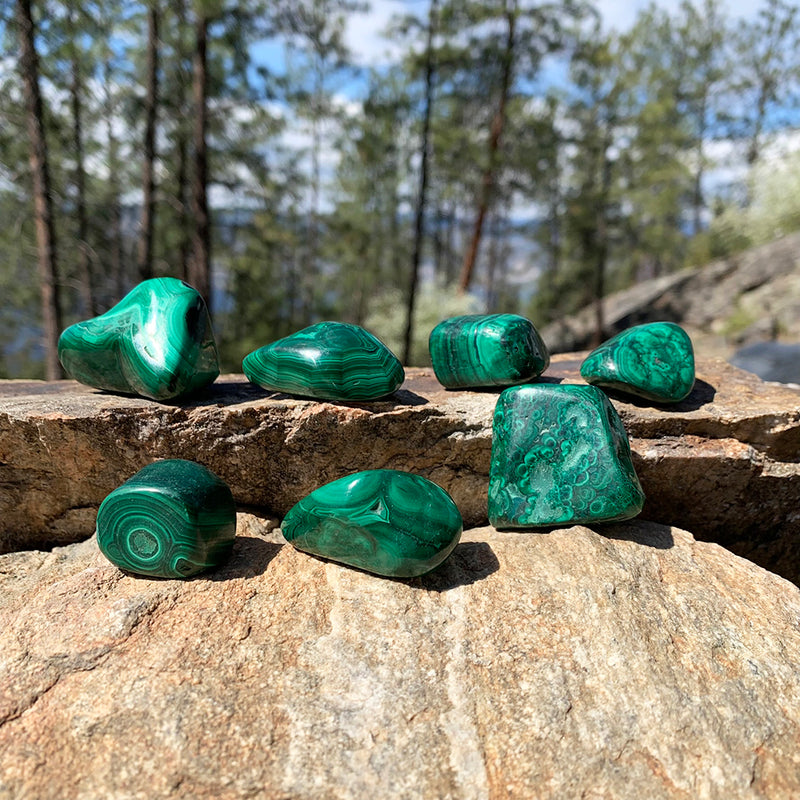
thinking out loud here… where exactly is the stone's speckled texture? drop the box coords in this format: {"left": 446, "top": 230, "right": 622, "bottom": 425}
{"left": 96, "top": 459, "right": 236, "bottom": 578}
{"left": 243, "top": 322, "right": 404, "bottom": 401}
{"left": 580, "top": 321, "right": 695, "bottom": 403}
{"left": 58, "top": 277, "right": 219, "bottom": 401}
{"left": 281, "top": 469, "right": 462, "bottom": 577}
{"left": 489, "top": 383, "right": 644, "bottom": 528}
{"left": 429, "top": 313, "right": 550, "bottom": 389}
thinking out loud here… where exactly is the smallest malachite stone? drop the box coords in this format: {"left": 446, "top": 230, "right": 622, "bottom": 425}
{"left": 429, "top": 314, "right": 550, "bottom": 389}
{"left": 281, "top": 469, "right": 463, "bottom": 578}
{"left": 96, "top": 459, "right": 236, "bottom": 579}
{"left": 488, "top": 383, "right": 644, "bottom": 529}
{"left": 580, "top": 322, "right": 695, "bottom": 403}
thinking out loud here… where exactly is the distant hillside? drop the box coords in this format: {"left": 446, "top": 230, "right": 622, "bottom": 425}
{"left": 542, "top": 232, "right": 800, "bottom": 359}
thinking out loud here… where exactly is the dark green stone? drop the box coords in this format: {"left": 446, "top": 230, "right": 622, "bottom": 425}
{"left": 580, "top": 322, "right": 695, "bottom": 403}
{"left": 96, "top": 459, "right": 236, "bottom": 579}
{"left": 243, "top": 322, "right": 404, "bottom": 401}
{"left": 280, "top": 469, "right": 462, "bottom": 577}
{"left": 58, "top": 278, "right": 219, "bottom": 401}
{"left": 488, "top": 384, "right": 644, "bottom": 528}
{"left": 429, "top": 313, "right": 550, "bottom": 389}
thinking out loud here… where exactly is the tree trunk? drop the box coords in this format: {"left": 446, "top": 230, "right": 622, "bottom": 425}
{"left": 67, "top": 6, "right": 94, "bottom": 315}
{"left": 592, "top": 141, "right": 614, "bottom": 347}
{"left": 103, "top": 55, "right": 125, "bottom": 304}
{"left": 137, "top": 3, "right": 160, "bottom": 283}
{"left": 692, "top": 90, "right": 707, "bottom": 236}
{"left": 16, "top": 0, "right": 63, "bottom": 380}
{"left": 175, "top": 0, "right": 191, "bottom": 282}
{"left": 458, "top": 0, "right": 515, "bottom": 292}
{"left": 302, "top": 59, "right": 324, "bottom": 326}
{"left": 746, "top": 77, "right": 769, "bottom": 166}
{"left": 485, "top": 213, "right": 499, "bottom": 314}
{"left": 189, "top": 13, "right": 211, "bottom": 309}
{"left": 402, "top": 0, "right": 438, "bottom": 366}
{"left": 176, "top": 130, "right": 191, "bottom": 282}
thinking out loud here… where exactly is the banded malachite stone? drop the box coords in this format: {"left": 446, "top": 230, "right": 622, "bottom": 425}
{"left": 429, "top": 313, "right": 550, "bottom": 389}
{"left": 96, "top": 459, "right": 236, "bottom": 579}
{"left": 243, "top": 322, "right": 404, "bottom": 401}
{"left": 580, "top": 322, "right": 695, "bottom": 403}
{"left": 58, "top": 277, "right": 219, "bottom": 401}
{"left": 280, "top": 469, "right": 462, "bottom": 577}
{"left": 489, "top": 384, "right": 644, "bottom": 529}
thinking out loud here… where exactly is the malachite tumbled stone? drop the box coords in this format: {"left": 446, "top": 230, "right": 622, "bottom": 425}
{"left": 242, "top": 322, "right": 405, "bottom": 401}
{"left": 580, "top": 322, "right": 695, "bottom": 403}
{"left": 429, "top": 313, "right": 550, "bottom": 389}
{"left": 488, "top": 384, "right": 644, "bottom": 529}
{"left": 58, "top": 277, "right": 219, "bottom": 401}
{"left": 96, "top": 459, "right": 236, "bottom": 579}
{"left": 280, "top": 469, "right": 462, "bottom": 578}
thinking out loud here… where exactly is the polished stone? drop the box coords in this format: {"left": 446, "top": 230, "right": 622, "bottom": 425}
{"left": 489, "top": 384, "right": 644, "bottom": 528}
{"left": 429, "top": 313, "right": 550, "bottom": 389}
{"left": 580, "top": 322, "right": 695, "bottom": 403}
{"left": 58, "top": 278, "right": 219, "bottom": 401}
{"left": 243, "top": 322, "right": 404, "bottom": 401}
{"left": 280, "top": 469, "right": 462, "bottom": 577}
{"left": 96, "top": 459, "right": 236, "bottom": 578}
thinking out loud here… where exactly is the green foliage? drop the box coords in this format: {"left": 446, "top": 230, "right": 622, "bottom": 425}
{"left": 365, "top": 283, "right": 478, "bottom": 367}
{"left": 705, "top": 149, "right": 800, "bottom": 257}
{"left": 2, "top": 0, "right": 800, "bottom": 378}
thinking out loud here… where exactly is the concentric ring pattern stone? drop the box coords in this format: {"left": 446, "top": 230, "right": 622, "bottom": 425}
{"left": 58, "top": 277, "right": 219, "bottom": 401}
{"left": 96, "top": 459, "right": 236, "bottom": 579}
{"left": 429, "top": 313, "right": 550, "bottom": 389}
{"left": 580, "top": 321, "right": 695, "bottom": 403}
{"left": 280, "top": 469, "right": 463, "bottom": 577}
{"left": 243, "top": 322, "right": 405, "bottom": 401}
{"left": 489, "top": 384, "right": 644, "bottom": 528}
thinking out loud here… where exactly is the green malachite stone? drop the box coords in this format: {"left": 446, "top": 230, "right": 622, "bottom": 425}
{"left": 58, "top": 278, "right": 219, "bottom": 401}
{"left": 96, "top": 459, "right": 236, "bottom": 579}
{"left": 280, "top": 469, "right": 463, "bottom": 577}
{"left": 488, "top": 384, "right": 644, "bottom": 529}
{"left": 429, "top": 313, "right": 550, "bottom": 389}
{"left": 580, "top": 322, "right": 695, "bottom": 403}
{"left": 243, "top": 322, "right": 405, "bottom": 401}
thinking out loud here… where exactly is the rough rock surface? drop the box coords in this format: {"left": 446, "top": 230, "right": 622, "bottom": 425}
{"left": 3, "top": 355, "right": 800, "bottom": 582}
{"left": 542, "top": 231, "right": 800, "bottom": 356}
{"left": 2, "top": 518, "right": 800, "bottom": 799}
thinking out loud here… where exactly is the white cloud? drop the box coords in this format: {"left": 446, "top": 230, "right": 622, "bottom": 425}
{"left": 344, "top": 0, "right": 411, "bottom": 66}
{"left": 598, "top": 0, "right": 763, "bottom": 31}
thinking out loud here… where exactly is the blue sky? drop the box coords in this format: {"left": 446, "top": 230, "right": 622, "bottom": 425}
{"left": 249, "top": 0, "right": 767, "bottom": 100}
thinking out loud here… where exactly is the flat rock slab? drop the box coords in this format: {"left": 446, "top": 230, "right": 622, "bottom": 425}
{"left": 2, "top": 355, "right": 800, "bottom": 582}
{"left": 2, "top": 519, "right": 800, "bottom": 799}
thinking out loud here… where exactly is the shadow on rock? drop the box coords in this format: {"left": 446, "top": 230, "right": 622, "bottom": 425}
{"left": 210, "top": 536, "right": 283, "bottom": 580}
{"left": 595, "top": 520, "right": 675, "bottom": 549}
{"left": 603, "top": 378, "right": 716, "bottom": 411}
{"left": 179, "top": 381, "right": 429, "bottom": 409}
{"left": 176, "top": 380, "right": 271, "bottom": 407}
{"left": 411, "top": 541, "right": 500, "bottom": 592}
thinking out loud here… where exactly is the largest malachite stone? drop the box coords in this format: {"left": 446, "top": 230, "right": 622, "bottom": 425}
{"left": 243, "top": 322, "right": 405, "bottom": 401}
{"left": 58, "top": 277, "right": 219, "bottom": 401}
{"left": 580, "top": 322, "right": 695, "bottom": 403}
{"left": 96, "top": 459, "right": 236, "bottom": 579}
{"left": 488, "top": 384, "right": 644, "bottom": 529}
{"left": 429, "top": 313, "right": 550, "bottom": 389}
{"left": 280, "top": 470, "right": 463, "bottom": 578}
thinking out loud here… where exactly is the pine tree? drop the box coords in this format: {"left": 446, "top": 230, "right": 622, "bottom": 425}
{"left": 15, "top": 0, "right": 64, "bottom": 379}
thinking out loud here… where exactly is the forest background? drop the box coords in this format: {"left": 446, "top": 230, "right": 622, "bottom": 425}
{"left": 1, "top": 0, "right": 799, "bottom": 379}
